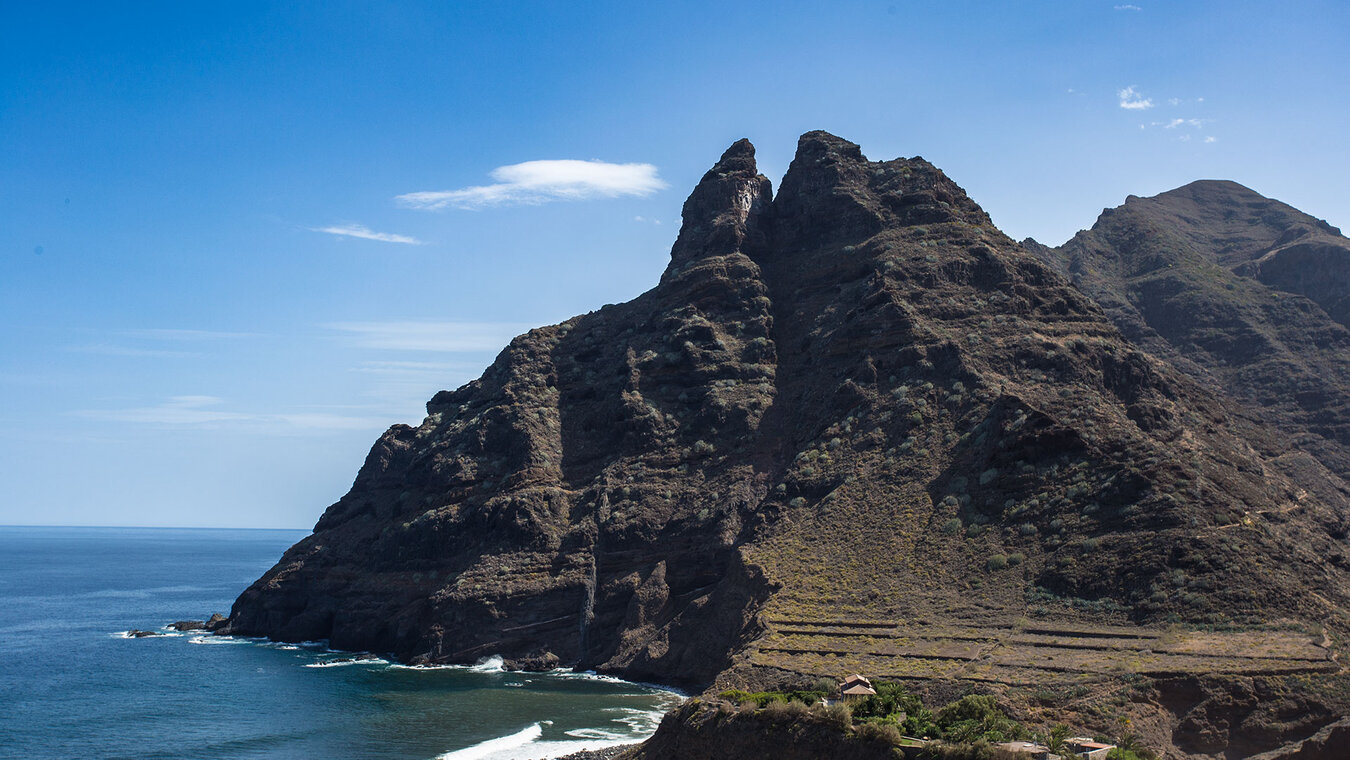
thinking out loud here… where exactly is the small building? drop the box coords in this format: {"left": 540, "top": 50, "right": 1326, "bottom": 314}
{"left": 1066, "top": 737, "right": 1116, "bottom": 759}
{"left": 995, "top": 740, "right": 1052, "bottom": 759}
{"left": 839, "top": 673, "right": 876, "bottom": 701}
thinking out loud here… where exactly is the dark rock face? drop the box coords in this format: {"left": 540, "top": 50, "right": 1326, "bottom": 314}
{"left": 1033, "top": 181, "right": 1350, "bottom": 482}
{"left": 1249, "top": 717, "right": 1350, "bottom": 760}
{"left": 621, "top": 700, "right": 901, "bottom": 760}
{"left": 228, "top": 134, "right": 1350, "bottom": 755}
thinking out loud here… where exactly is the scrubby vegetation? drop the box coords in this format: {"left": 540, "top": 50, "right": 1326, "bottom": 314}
{"left": 719, "top": 686, "right": 832, "bottom": 708}
{"left": 718, "top": 680, "right": 1153, "bottom": 756}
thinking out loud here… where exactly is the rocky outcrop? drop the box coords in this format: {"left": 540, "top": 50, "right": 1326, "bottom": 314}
{"left": 1033, "top": 181, "right": 1350, "bottom": 483}
{"left": 1249, "top": 717, "right": 1350, "bottom": 760}
{"left": 228, "top": 133, "right": 1350, "bottom": 756}
{"left": 620, "top": 700, "right": 901, "bottom": 760}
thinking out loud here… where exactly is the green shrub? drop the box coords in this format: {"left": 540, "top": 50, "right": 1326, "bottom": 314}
{"left": 810, "top": 677, "right": 837, "bottom": 694}
{"left": 1006, "top": 553, "right": 1024, "bottom": 567}
{"left": 814, "top": 702, "right": 853, "bottom": 731}
{"left": 936, "top": 695, "right": 1027, "bottom": 743}
{"left": 987, "top": 554, "right": 1008, "bottom": 571}
{"left": 851, "top": 682, "right": 922, "bottom": 720}
{"left": 853, "top": 720, "right": 902, "bottom": 745}
{"left": 941, "top": 518, "right": 963, "bottom": 536}
{"left": 917, "top": 742, "right": 1025, "bottom": 760}
{"left": 762, "top": 699, "right": 809, "bottom": 722}
{"left": 719, "top": 687, "right": 827, "bottom": 709}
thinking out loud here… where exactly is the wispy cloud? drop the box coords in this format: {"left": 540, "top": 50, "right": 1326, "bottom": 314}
{"left": 1118, "top": 86, "right": 1154, "bottom": 110}
{"left": 118, "top": 328, "right": 258, "bottom": 340}
{"left": 311, "top": 223, "right": 424, "bottom": 245}
{"left": 1204, "top": 136, "right": 1217, "bottom": 143}
{"left": 1114, "top": 4, "right": 1142, "bottom": 10}
{"left": 352, "top": 360, "right": 470, "bottom": 374}
{"left": 347, "top": 360, "right": 484, "bottom": 415}
{"left": 633, "top": 215, "right": 662, "bottom": 225}
{"left": 72, "top": 395, "right": 390, "bottom": 432}
{"left": 63, "top": 327, "right": 257, "bottom": 358}
{"left": 67, "top": 344, "right": 202, "bottom": 358}
{"left": 397, "top": 160, "right": 667, "bottom": 210}
{"left": 326, "top": 321, "right": 535, "bottom": 352}
{"left": 1159, "top": 118, "right": 1209, "bottom": 129}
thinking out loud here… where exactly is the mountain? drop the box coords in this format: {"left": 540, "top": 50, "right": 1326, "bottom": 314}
{"left": 1029, "top": 181, "right": 1350, "bottom": 489}
{"left": 226, "top": 134, "right": 1350, "bottom": 758}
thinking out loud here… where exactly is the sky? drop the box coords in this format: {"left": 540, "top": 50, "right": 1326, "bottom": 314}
{"left": 2, "top": 1, "right": 1347, "bottom": 529}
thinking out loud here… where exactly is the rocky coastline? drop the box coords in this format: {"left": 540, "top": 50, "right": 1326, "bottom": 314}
{"left": 218, "top": 132, "right": 1350, "bottom": 758}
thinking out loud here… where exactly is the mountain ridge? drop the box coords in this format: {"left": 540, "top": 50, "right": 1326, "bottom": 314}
{"left": 226, "top": 133, "right": 1350, "bottom": 757}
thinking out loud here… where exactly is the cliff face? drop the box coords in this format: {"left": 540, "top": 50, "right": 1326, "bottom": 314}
{"left": 621, "top": 700, "right": 903, "bottom": 760}
{"left": 1033, "top": 182, "right": 1350, "bottom": 484}
{"left": 228, "top": 134, "right": 1350, "bottom": 754}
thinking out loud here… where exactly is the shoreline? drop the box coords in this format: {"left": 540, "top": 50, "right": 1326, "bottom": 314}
{"left": 535, "top": 745, "right": 635, "bottom": 760}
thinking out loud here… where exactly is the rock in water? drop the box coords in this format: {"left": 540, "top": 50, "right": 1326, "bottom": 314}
{"left": 226, "top": 133, "right": 1350, "bottom": 755}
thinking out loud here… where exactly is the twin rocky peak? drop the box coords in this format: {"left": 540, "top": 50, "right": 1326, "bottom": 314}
{"left": 667, "top": 131, "right": 996, "bottom": 275}
{"left": 225, "top": 131, "right": 1350, "bottom": 758}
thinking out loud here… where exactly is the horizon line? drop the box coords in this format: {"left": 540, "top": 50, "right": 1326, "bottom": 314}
{"left": 0, "top": 523, "right": 311, "bottom": 531}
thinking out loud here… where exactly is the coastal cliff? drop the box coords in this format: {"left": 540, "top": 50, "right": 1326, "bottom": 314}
{"left": 227, "top": 133, "right": 1350, "bottom": 756}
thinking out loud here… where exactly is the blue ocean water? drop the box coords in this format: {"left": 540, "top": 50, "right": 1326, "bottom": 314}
{"left": 0, "top": 526, "right": 681, "bottom": 760}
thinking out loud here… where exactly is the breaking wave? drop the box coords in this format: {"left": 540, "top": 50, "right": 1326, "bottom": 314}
{"left": 467, "top": 655, "right": 505, "bottom": 672}
{"left": 303, "top": 657, "right": 391, "bottom": 668}
{"left": 432, "top": 722, "right": 542, "bottom": 759}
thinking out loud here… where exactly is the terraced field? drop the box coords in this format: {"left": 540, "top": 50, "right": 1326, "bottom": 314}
{"left": 748, "top": 616, "right": 1336, "bottom": 687}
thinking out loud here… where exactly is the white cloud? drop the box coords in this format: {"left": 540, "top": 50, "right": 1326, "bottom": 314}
{"left": 312, "top": 223, "right": 423, "bottom": 245}
{"left": 1118, "top": 86, "right": 1154, "bottom": 110}
{"left": 67, "top": 344, "right": 202, "bottom": 358}
{"left": 118, "top": 328, "right": 258, "bottom": 340}
{"left": 352, "top": 360, "right": 469, "bottom": 374}
{"left": 397, "top": 159, "right": 667, "bottom": 210}
{"left": 75, "top": 396, "right": 245, "bottom": 426}
{"left": 1161, "top": 118, "right": 1208, "bottom": 129}
{"left": 634, "top": 215, "right": 662, "bottom": 225}
{"left": 73, "top": 395, "right": 390, "bottom": 432}
{"left": 1115, "top": 4, "right": 1142, "bottom": 10}
{"left": 1205, "top": 136, "right": 1217, "bottom": 143}
{"left": 65, "top": 327, "right": 258, "bottom": 358}
{"left": 326, "top": 321, "right": 535, "bottom": 352}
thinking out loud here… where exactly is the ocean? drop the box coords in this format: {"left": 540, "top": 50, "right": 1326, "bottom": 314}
{"left": 0, "top": 526, "right": 682, "bottom": 760}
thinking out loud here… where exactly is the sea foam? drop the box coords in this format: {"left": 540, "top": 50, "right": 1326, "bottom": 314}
{"left": 467, "top": 654, "right": 505, "bottom": 672}
{"left": 303, "top": 656, "right": 390, "bottom": 668}
{"left": 187, "top": 635, "right": 249, "bottom": 645}
{"left": 433, "top": 722, "right": 542, "bottom": 760}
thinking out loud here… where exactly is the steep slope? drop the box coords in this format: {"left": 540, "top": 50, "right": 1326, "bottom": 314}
{"left": 1032, "top": 182, "right": 1350, "bottom": 483}
{"left": 228, "top": 134, "right": 1350, "bottom": 756}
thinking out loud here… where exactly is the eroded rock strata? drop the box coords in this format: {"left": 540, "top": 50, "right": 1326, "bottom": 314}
{"left": 228, "top": 133, "right": 1350, "bottom": 755}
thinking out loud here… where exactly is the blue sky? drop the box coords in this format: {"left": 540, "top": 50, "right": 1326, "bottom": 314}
{"left": 2, "top": 1, "right": 1347, "bottom": 528}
